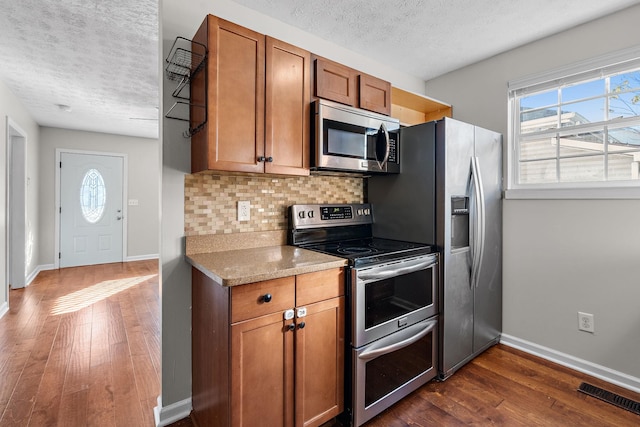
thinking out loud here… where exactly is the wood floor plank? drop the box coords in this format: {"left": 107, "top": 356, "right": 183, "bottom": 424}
{"left": 0, "top": 260, "right": 159, "bottom": 427}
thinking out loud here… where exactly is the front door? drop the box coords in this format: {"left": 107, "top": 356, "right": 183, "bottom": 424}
{"left": 59, "top": 152, "right": 124, "bottom": 268}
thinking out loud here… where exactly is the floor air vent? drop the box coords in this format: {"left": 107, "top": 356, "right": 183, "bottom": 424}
{"left": 577, "top": 382, "right": 640, "bottom": 416}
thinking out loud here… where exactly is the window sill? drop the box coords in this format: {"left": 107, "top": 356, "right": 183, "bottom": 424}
{"left": 504, "top": 186, "right": 640, "bottom": 200}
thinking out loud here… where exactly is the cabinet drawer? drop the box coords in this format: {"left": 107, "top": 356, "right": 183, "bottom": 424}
{"left": 231, "top": 276, "right": 295, "bottom": 323}
{"left": 296, "top": 268, "right": 344, "bottom": 306}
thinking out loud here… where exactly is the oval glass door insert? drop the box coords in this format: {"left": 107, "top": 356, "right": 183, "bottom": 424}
{"left": 80, "top": 168, "right": 106, "bottom": 223}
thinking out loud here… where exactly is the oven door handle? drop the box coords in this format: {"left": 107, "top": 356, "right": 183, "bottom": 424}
{"left": 358, "top": 319, "right": 437, "bottom": 361}
{"left": 358, "top": 257, "right": 437, "bottom": 283}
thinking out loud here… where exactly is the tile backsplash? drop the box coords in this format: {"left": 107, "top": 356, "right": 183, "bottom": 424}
{"left": 185, "top": 173, "right": 364, "bottom": 236}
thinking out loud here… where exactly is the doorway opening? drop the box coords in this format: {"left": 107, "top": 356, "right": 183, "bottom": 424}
{"left": 3, "top": 117, "right": 28, "bottom": 318}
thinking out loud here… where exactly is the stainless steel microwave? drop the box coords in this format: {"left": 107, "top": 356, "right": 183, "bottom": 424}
{"left": 312, "top": 99, "right": 401, "bottom": 173}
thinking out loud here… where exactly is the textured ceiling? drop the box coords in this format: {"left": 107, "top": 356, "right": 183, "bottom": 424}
{"left": 0, "top": 0, "right": 158, "bottom": 139}
{"left": 231, "top": 0, "right": 640, "bottom": 81}
{"left": 0, "top": 1, "right": 639, "bottom": 140}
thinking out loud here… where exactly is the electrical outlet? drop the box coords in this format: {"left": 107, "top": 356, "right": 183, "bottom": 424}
{"left": 578, "top": 312, "right": 595, "bottom": 333}
{"left": 238, "top": 201, "right": 250, "bottom": 221}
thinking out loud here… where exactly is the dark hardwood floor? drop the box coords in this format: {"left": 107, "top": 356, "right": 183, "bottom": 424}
{"left": 3, "top": 260, "right": 638, "bottom": 426}
{"left": 0, "top": 260, "right": 159, "bottom": 426}
{"left": 171, "top": 344, "right": 640, "bottom": 427}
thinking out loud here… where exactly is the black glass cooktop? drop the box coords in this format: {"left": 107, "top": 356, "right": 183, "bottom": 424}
{"left": 302, "top": 237, "right": 433, "bottom": 267}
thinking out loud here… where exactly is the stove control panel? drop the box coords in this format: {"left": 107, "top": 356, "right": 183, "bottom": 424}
{"left": 290, "top": 203, "right": 372, "bottom": 229}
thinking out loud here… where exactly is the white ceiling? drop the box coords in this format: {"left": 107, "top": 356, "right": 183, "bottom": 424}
{"left": 0, "top": 0, "right": 639, "bottom": 140}
{"left": 0, "top": 0, "right": 158, "bottom": 139}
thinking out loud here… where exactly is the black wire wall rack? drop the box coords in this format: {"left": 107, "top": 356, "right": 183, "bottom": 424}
{"left": 164, "top": 36, "right": 207, "bottom": 138}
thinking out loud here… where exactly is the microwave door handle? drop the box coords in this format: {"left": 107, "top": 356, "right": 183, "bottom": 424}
{"left": 358, "top": 319, "right": 437, "bottom": 361}
{"left": 375, "top": 123, "right": 390, "bottom": 170}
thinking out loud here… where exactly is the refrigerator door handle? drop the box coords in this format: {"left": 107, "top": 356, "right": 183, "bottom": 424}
{"left": 471, "top": 156, "right": 486, "bottom": 289}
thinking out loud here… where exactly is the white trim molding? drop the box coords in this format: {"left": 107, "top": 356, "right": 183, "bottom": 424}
{"left": 154, "top": 395, "right": 192, "bottom": 427}
{"left": 25, "top": 264, "right": 55, "bottom": 287}
{"left": 0, "top": 302, "right": 8, "bottom": 319}
{"left": 501, "top": 334, "right": 640, "bottom": 394}
{"left": 126, "top": 254, "right": 159, "bottom": 262}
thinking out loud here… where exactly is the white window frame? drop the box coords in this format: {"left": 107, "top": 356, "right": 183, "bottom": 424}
{"left": 506, "top": 45, "right": 640, "bottom": 199}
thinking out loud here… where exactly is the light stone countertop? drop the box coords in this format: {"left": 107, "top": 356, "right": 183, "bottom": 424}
{"left": 186, "top": 245, "right": 347, "bottom": 287}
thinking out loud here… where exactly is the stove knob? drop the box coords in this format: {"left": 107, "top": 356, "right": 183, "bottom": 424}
{"left": 308, "top": 210, "right": 314, "bottom": 218}
{"left": 298, "top": 211, "right": 305, "bottom": 219}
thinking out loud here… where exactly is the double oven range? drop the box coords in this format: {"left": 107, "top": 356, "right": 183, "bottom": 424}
{"left": 289, "top": 203, "right": 439, "bottom": 426}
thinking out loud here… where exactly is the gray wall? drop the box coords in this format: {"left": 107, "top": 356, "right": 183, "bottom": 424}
{"left": 39, "top": 127, "right": 160, "bottom": 264}
{"left": 424, "top": 5, "right": 640, "bottom": 380}
{"left": 159, "top": 0, "right": 431, "bottom": 412}
{"left": 0, "top": 79, "right": 40, "bottom": 310}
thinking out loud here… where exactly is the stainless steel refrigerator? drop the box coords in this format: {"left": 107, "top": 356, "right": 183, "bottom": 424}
{"left": 368, "top": 117, "right": 502, "bottom": 380}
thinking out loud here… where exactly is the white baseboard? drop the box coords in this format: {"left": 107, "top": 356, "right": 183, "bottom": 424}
{"left": 126, "top": 254, "right": 159, "bottom": 262}
{"left": 0, "top": 301, "right": 8, "bottom": 319}
{"left": 24, "top": 264, "right": 55, "bottom": 287}
{"left": 154, "top": 395, "right": 192, "bottom": 427}
{"left": 500, "top": 333, "right": 640, "bottom": 394}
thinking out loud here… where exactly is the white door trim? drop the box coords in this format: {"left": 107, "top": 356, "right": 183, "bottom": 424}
{"left": 55, "top": 148, "right": 128, "bottom": 269}
{"left": 3, "top": 117, "right": 28, "bottom": 317}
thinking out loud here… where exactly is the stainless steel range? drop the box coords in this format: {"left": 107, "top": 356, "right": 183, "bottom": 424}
{"left": 289, "top": 203, "right": 439, "bottom": 426}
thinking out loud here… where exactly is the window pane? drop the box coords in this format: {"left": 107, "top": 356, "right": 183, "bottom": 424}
{"left": 559, "top": 156, "right": 604, "bottom": 182}
{"left": 80, "top": 168, "right": 106, "bottom": 224}
{"left": 608, "top": 152, "right": 640, "bottom": 181}
{"left": 609, "top": 126, "right": 640, "bottom": 147}
{"left": 562, "top": 79, "right": 605, "bottom": 102}
{"left": 521, "top": 90, "right": 557, "bottom": 110}
{"left": 560, "top": 99, "right": 605, "bottom": 125}
{"left": 558, "top": 131, "right": 605, "bottom": 156}
{"left": 519, "top": 159, "right": 557, "bottom": 184}
{"left": 520, "top": 136, "right": 557, "bottom": 161}
{"left": 610, "top": 70, "right": 640, "bottom": 93}
{"left": 609, "top": 92, "right": 640, "bottom": 118}
{"left": 520, "top": 107, "right": 559, "bottom": 134}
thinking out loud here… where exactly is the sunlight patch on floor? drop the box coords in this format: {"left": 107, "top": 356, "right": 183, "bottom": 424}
{"left": 51, "top": 274, "right": 157, "bottom": 315}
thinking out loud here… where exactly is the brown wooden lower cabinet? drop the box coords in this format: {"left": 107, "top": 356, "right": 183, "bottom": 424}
{"left": 192, "top": 267, "right": 345, "bottom": 427}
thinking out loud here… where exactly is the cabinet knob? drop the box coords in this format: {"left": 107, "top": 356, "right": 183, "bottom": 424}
{"left": 266, "top": 156, "right": 273, "bottom": 162}
{"left": 298, "top": 322, "right": 305, "bottom": 329}
{"left": 287, "top": 323, "right": 296, "bottom": 331}
{"left": 261, "top": 293, "right": 272, "bottom": 303}
{"left": 257, "top": 156, "right": 266, "bottom": 162}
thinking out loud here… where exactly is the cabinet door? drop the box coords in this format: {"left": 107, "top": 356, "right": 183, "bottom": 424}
{"left": 192, "top": 15, "right": 265, "bottom": 173}
{"left": 295, "top": 297, "right": 345, "bottom": 427}
{"left": 314, "top": 57, "right": 357, "bottom": 106}
{"left": 231, "top": 312, "right": 295, "bottom": 427}
{"left": 359, "top": 73, "right": 391, "bottom": 115}
{"left": 265, "top": 37, "right": 311, "bottom": 176}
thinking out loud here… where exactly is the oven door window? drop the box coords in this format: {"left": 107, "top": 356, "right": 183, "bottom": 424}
{"left": 364, "top": 267, "right": 433, "bottom": 329}
{"left": 365, "top": 331, "right": 434, "bottom": 407}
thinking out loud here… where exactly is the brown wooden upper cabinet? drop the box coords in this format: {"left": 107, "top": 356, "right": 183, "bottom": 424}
{"left": 313, "top": 56, "right": 391, "bottom": 115}
{"left": 190, "top": 15, "right": 310, "bottom": 175}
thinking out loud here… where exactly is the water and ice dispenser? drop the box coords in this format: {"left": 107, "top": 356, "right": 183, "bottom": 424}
{"left": 450, "top": 196, "right": 469, "bottom": 249}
